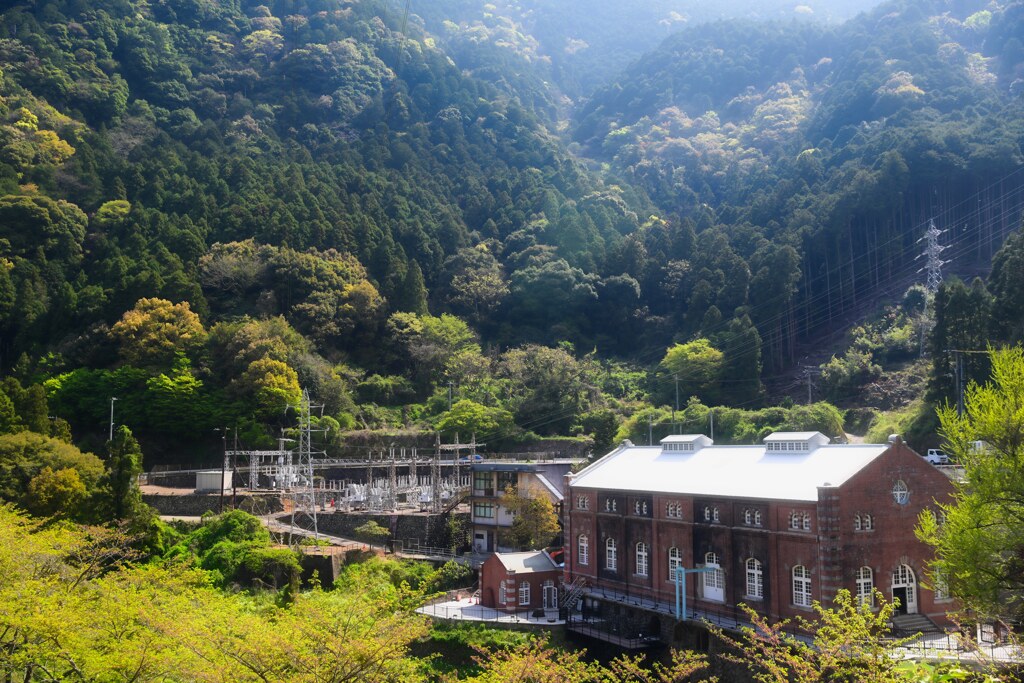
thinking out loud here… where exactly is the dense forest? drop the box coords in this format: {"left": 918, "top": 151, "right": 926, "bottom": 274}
{"left": 0, "top": 0, "right": 1020, "bottom": 461}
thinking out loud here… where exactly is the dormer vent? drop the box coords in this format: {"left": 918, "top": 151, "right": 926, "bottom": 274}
{"left": 660, "top": 434, "right": 713, "bottom": 453}
{"left": 763, "top": 431, "right": 831, "bottom": 453}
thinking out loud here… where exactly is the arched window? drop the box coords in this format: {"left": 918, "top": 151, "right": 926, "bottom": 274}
{"left": 576, "top": 495, "right": 588, "bottom": 510}
{"left": 668, "top": 546, "right": 682, "bottom": 577}
{"left": 606, "top": 538, "right": 618, "bottom": 571}
{"left": 863, "top": 514, "right": 873, "bottom": 530}
{"left": 789, "top": 511, "right": 801, "bottom": 529}
{"left": 712, "top": 506, "right": 720, "bottom": 522}
{"left": 753, "top": 510, "right": 762, "bottom": 526}
{"left": 703, "top": 552, "right": 725, "bottom": 601}
{"left": 578, "top": 534, "right": 589, "bottom": 566}
{"left": 745, "top": 558, "right": 763, "bottom": 599}
{"left": 636, "top": 542, "right": 649, "bottom": 577}
{"left": 519, "top": 581, "right": 530, "bottom": 606}
{"left": 744, "top": 508, "right": 752, "bottom": 525}
{"left": 802, "top": 512, "right": 811, "bottom": 530}
{"left": 854, "top": 514, "right": 862, "bottom": 531}
{"left": 892, "top": 480, "right": 909, "bottom": 505}
{"left": 703, "top": 506, "right": 712, "bottom": 521}
{"left": 856, "top": 566, "right": 874, "bottom": 607}
{"left": 792, "top": 565, "right": 812, "bottom": 607}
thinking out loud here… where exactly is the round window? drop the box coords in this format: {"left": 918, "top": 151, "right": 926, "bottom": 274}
{"left": 892, "top": 480, "right": 909, "bottom": 505}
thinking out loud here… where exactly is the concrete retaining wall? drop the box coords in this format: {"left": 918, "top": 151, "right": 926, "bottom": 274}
{"left": 143, "top": 492, "right": 283, "bottom": 517}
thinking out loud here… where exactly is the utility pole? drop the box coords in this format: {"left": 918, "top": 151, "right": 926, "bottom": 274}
{"left": 673, "top": 374, "right": 680, "bottom": 434}
{"left": 231, "top": 426, "right": 238, "bottom": 510}
{"left": 648, "top": 414, "right": 653, "bottom": 446}
{"left": 447, "top": 382, "right": 454, "bottom": 411}
{"left": 803, "top": 367, "right": 817, "bottom": 405}
{"left": 217, "top": 427, "right": 228, "bottom": 513}
{"left": 948, "top": 349, "right": 966, "bottom": 416}
{"left": 108, "top": 397, "right": 118, "bottom": 442}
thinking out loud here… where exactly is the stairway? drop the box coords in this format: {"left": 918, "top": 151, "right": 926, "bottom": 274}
{"left": 891, "top": 613, "right": 943, "bottom": 637}
{"left": 561, "top": 576, "right": 587, "bottom": 616}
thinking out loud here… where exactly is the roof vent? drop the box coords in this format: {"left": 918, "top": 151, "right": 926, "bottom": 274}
{"left": 661, "top": 434, "right": 713, "bottom": 453}
{"left": 763, "top": 431, "right": 830, "bottom": 453}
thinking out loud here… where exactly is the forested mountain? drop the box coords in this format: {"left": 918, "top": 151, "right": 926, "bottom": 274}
{"left": 574, "top": 0, "right": 1024, "bottom": 371}
{"left": 412, "top": 0, "right": 884, "bottom": 104}
{"left": 0, "top": 0, "right": 1021, "bottom": 458}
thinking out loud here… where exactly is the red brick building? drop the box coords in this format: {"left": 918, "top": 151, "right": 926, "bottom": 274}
{"left": 480, "top": 550, "right": 562, "bottom": 612}
{"left": 563, "top": 432, "right": 955, "bottom": 635}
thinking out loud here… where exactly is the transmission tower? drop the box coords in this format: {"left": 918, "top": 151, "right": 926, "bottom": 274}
{"left": 917, "top": 218, "right": 948, "bottom": 293}
{"left": 289, "top": 390, "right": 325, "bottom": 542}
{"left": 431, "top": 433, "right": 442, "bottom": 513}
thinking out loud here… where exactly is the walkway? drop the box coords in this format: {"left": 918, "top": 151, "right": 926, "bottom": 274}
{"left": 417, "top": 596, "right": 563, "bottom": 625}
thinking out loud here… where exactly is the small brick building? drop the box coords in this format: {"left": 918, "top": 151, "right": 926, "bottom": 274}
{"left": 480, "top": 550, "right": 562, "bottom": 612}
{"left": 564, "top": 432, "right": 956, "bottom": 629}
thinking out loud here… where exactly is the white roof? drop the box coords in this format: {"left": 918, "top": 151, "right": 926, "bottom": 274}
{"left": 495, "top": 551, "right": 559, "bottom": 574}
{"left": 763, "top": 431, "right": 831, "bottom": 443}
{"left": 661, "top": 434, "right": 712, "bottom": 444}
{"left": 570, "top": 441, "right": 890, "bottom": 502}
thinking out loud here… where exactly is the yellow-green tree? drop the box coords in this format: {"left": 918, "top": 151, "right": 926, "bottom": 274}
{"left": 110, "top": 298, "right": 207, "bottom": 370}
{"left": 918, "top": 346, "right": 1024, "bottom": 621}
{"left": 499, "top": 485, "right": 561, "bottom": 550}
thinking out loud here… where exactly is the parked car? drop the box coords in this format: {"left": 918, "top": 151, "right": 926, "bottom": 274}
{"left": 458, "top": 453, "right": 484, "bottom": 462}
{"left": 924, "top": 449, "right": 949, "bottom": 465}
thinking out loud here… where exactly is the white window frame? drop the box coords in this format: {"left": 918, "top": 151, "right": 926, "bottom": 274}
{"left": 892, "top": 480, "right": 909, "bottom": 505}
{"left": 856, "top": 566, "right": 874, "bottom": 607}
{"left": 578, "top": 534, "right": 589, "bottom": 566}
{"left": 577, "top": 495, "right": 588, "bottom": 510}
{"left": 934, "top": 572, "right": 950, "bottom": 601}
{"left": 754, "top": 509, "right": 762, "bottom": 526}
{"left": 744, "top": 508, "right": 752, "bottom": 525}
{"left": 793, "top": 565, "right": 812, "bottom": 608}
{"left": 746, "top": 558, "right": 763, "bottom": 599}
{"left": 703, "top": 552, "right": 725, "bottom": 602}
{"left": 606, "top": 538, "right": 618, "bottom": 571}
{"left": 519, "top": 581, "right": 530, "bottom": 606}
{"left": 802, "top": 512, "right": 811, "bottom": 531}
{"left": 668, "top": 546, "right": 682, "bottom": 578}
{"left": 712, "top": 506, "right": 720, "bottom": 523}
{"left": 636, "top": 542, "right": 649, "bottom": 577}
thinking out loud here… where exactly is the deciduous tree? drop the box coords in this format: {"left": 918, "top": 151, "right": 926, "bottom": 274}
{"left": 919, "top": 346, "right": 1024, "bottom": 621}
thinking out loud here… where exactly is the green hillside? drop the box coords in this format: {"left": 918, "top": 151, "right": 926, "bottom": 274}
{"left": 0, "top": 0, "right": 1020, "bottom": 458}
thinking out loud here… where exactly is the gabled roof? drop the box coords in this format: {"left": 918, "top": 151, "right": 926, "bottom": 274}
{"left": 495, "top": 551, "right": 560, "bottom": 574}
{"left": 569, "top": 438, "right": 890, "bottom": 502}
{"left": 534, "top": 473, "right": 564, "bottom": 502}
{"left": 762, "top": 431, "right": 829, "bottom": 441}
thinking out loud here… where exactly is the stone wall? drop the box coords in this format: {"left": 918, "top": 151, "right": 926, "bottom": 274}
{"left": 143, "top": 492, "right": 283, "bottom": 517}
{"left": 299, "top": 510, "right": 469, "bottom": 549}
